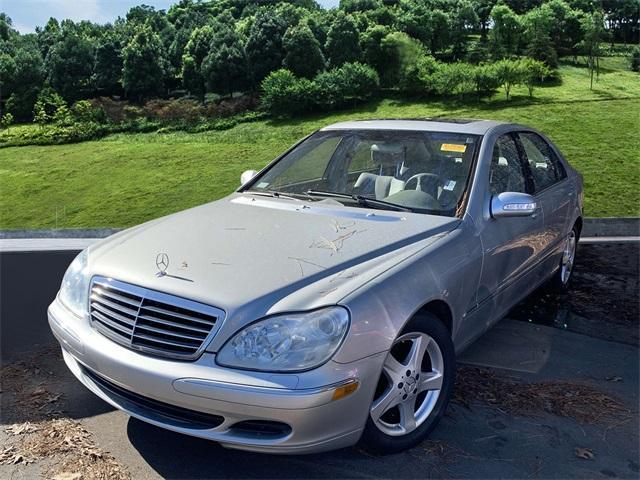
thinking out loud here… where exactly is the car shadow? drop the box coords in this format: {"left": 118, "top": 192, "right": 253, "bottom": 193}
{"left": 126, "top": 418, "right": 385, "bottom": 479}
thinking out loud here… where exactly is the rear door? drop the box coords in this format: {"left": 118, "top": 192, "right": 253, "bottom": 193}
{"left": 477, "top": 133, "right": 545, "bottom": 309}
{"left": 516, "top": 131, "right": 572, "bottom": 272}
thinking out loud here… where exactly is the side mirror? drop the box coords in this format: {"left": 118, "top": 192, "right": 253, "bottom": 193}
{"left": 240, "top": 169, "right": 258, "bottom": 186}
{"left": 491, "top": 192, "right": 538, "bottom": 218}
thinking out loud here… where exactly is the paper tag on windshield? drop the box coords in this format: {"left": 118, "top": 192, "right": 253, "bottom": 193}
{"left": 441, "top": 143, "right": 467, "bottom": 153}
{"left": 256, "top": 182, "right": 270, "bottom": 189}
{"left": 444, "top": 180, "right": 456, "bottom": 191}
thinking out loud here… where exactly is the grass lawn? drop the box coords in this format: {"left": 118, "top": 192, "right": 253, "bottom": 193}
{"left": 1, "top": 60, "right": 638, "bottom": 229}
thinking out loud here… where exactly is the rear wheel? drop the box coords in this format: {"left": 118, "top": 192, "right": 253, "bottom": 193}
{"left": 360, "top": 313, "right": 455, "bottom": 454}
{"left": 549, "top": 226, "right": 578, "bottom": 292}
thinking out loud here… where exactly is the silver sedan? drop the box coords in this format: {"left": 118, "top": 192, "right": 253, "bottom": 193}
{"left": 49, "top": 119, "right": 583, "bottom": 454}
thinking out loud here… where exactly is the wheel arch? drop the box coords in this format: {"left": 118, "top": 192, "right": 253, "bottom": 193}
{"left": 574, "top": 216, "right": 583, "bottom": 239}
{"left": 411, "top": 299, "right": 454, "bottom": 336}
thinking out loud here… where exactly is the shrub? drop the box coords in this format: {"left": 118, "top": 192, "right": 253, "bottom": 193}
{"left": 518, "top": 58, "right": 551, "bottom": 97}
{"left": 88, "top": 97, "right": 129, "bottom": 123}
{"left": 261, "top": 69, "right": 315, "bottom": 116}
{"left": 473, "top": 63, "right": 502, "bottom": 99}
{"left": 141, "top": 98, "right": 204, "bottom": 124}
{"left": 631, "top": 46, "right": 640, "bottom": 72}
{"left": 399, "top": 54, "right": 439, "bottom": 96}
{"left": 494, "top": 59, "right": 523, "bottom": 100}
{"left": 33, "top": 88, "right": 70, "bottom": 125}
{"left": 205, "top": 94, "right": 259, "bottom": 118}
{"left": 314, "top": 62, "right": 379, "bottom": 110}
{"left": 431, "top": 62, "right": 475, "bottom": 98}
{"left": 1, "top": 113, "right": 14, "bottom": 130}
{"left": 71, "top": 100, "right": 107, "bottom": 123}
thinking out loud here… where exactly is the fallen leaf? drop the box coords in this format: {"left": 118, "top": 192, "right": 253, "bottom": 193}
{"left": 52, "top": 472, "right": 82, "bottom": 480}
{"left": 575, "top": 447, "right": 595, "bottom": 460}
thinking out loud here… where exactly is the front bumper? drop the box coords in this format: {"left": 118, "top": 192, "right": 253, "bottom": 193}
{"left": 48, "top": 298, "right": 384, "bottom": 454}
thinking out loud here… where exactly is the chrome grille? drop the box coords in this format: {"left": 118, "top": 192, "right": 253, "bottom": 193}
{"left": 89, "top": 276, "right": 223, "bottom": 360}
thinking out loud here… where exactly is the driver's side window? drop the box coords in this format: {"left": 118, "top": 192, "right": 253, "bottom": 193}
{"left": 489, "top": 135, "right": 528, "bottom": 195}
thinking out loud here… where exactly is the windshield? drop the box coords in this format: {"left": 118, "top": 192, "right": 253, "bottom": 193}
{"left": 245, "top": 129, "right": 480, "bottom": 216}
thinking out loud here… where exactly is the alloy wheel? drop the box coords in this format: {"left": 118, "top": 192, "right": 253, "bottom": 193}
{"left": 370, "top": 332, "right": 444, "bottom": 436}
{"left": 561, "top": 230, "right": 577, "bottom": 284}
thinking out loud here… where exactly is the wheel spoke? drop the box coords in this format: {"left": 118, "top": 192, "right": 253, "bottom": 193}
{"left": 383, "top": 354, "right": 406, "bottom": 381}
{"left": 370, "top": 387, "right": 399, "bottom": 422}
{"left": 417, "top": 371, "right": 443, "bottom": 393}
{"left": 407, "top": 335, "right": 428, "bottom": 373}
{"left": 399, "top": 400, "right": 417, "bottom": 433}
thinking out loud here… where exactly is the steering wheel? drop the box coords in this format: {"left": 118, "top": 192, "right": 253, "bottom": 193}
{"left": 404, "top": 173, "right": 440, "bottom": 198}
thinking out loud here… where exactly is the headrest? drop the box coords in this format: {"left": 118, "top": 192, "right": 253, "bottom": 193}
{"left": 371, "top": 143, "right": 405, "bottom": 166}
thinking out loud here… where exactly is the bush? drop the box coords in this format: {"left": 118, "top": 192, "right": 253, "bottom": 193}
{"left": 494, "top": 59, "right": 523, "bottom": 100}
{"left": 631, "top": 46, "right": 640, "bottom": 72}
{"left": 0, "top": 113, "right": 14, "bottom": 130}
{"left": 33, "top": 89, "right": 71, "bottom": 125}
{"left": 261, "top": 69, "right": 316, "bottom": 116}
{"left": 71, "top": 100, "right": 107, "bottom": 123}
{"left": 518, "top": 58, "right": 551, "bottom": 97}
{"left": 88, "top": 97, "right": 129, "bottom": 123}
{"left": 141, "top": 98, "right": 204, "bottom": 124}
{"left": 472, "top": 64, "right": 501, "bottom": 99}
{"left": 399, "top": 54, "right": 439, "bottom": 96}
{"left": 431, "top": 62, "right": 475, "bottom": 98}
{"left": 205, "top": 94, "right": 259, "bottom": 118}
{"left": 314, "top": 62, "right": 379, "bottom": 110}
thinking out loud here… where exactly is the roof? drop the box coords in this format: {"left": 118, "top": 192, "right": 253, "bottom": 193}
{"left": 320, "top": 118, "right": 506, "bottom": 135}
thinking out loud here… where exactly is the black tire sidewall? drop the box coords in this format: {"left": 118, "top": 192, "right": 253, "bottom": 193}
{"left": 359, "top": 312, "right": 456, "bottom": 455}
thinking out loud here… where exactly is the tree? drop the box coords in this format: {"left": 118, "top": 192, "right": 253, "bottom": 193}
{"left": 379, "top": 31, "right": 424, "bottom": 87}
{"left": 94, "top": 33, "right": 123, "bottom": 95}
{"left": 201, "top": 21, "right": 249, "bottom": 97}
{"left": 450, "top": 1, "right": 479, "bottom": 60}
{"left": 495, "top": 59, "right": 522, "bottom": 100}
{"left": 44, "top": 29, "right": 95, "bottom": 100}
{"left": 4, "top": 42, "right": 44, "bottom": 121}
{"left": 361, "top": 25, "right": 392, "bottom": 80}
{"left": 577, "top": 11, "right": 608, "bottom": 90}
{"left": 325, "top": 12, "right": 362, "bottom": 68}
{"left": 181, "top": 25, "right": 214, "bottom": 98}
{"left": 519, "top": 58, "right": 551, "bottom": 96}
{"left": 245, "top": 8, "right": 289, "bottom": 86}
{"left": 523, "top": 6, "right": 558, "bottom": 68}
{"left": 283, "top": 24, "right": 325, "bottom": 79}
{"left": 261, "top": 68, "right": 315, "bottom": 115}
{"left": 33, "top": 88, "right": 69, "bottom": 124}
{"left": 122, "top": 26, "right": 167, "bottom": 100}
{"left": 0, "top": 52, "right": 16, "bottom": 118}
{"left": 489, "top": 4, "right": 522, "bottom": 58}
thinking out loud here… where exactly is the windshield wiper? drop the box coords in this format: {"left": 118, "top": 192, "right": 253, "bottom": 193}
{"left": 244, "top": 190, "right": 302, "bottom": 201}
{"left": 305, "top": 190, "right": 413, "bottom": 212}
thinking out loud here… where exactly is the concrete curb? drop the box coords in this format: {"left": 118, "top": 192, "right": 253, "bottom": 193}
{"left": 582, "top": 217, "right": 639, "bottom": 237}
{"left": 1, "top": 218, "right": 638, "bottom": 239}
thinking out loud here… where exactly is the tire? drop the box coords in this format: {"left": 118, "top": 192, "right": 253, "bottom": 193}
{"left": 548, "top": 225, "right": 578, "bottom": 293}
{"left": 359, "top": 313, "right": 455, "bottom": 455}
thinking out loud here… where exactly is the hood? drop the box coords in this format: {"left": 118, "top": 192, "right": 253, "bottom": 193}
{"left": 89, "top": 193, "right": 459, "bottom": 342}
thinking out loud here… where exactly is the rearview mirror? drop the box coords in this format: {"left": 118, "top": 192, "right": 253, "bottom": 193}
{"left": 491, "top": 192, "right": 537, "bottom": 218}
{"left": 240, "top": 170, "right": 257, "bottom": 186}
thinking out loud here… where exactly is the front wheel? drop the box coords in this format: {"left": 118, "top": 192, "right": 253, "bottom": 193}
{"left": 359, "top": 313, "right": 455, "bottom": 454}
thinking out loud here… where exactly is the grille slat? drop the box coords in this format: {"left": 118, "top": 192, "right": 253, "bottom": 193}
{"left": 134, "top": 323, "right": 207, "bottom": 342}
{"left": 140, "top": 305, "right": 216, "bottom": 327}
{"left": 92, "top": 286, "right": 142, "bottom": 308}
{"left": 137, "top": 314, "right": 212, "bottom": 334}
{"left": 91, "top": 310, "right": 134, "bottom": 337}
{"left": 91, "top": 295, "right": 140, "bottom": 318}
{"left": 91, "top": 302, "right": 137, "bottom": 326}
{"left": 89, "top": 277, "right": 222, "bottom": 360}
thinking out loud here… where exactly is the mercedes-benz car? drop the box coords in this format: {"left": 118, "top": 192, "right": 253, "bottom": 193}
{"left": 48, "top": 119, "right": 583, "bottom": 454}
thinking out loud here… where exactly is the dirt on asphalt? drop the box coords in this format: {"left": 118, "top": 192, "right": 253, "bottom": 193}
{"left": 509, "top": 243, "right": 640, "bottom": 345}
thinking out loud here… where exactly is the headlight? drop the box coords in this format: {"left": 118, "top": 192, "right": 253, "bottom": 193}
{"left": 216, "top": 307, "right": 350, "bottom": 372}
{"left": 59, "top": 249, "right": 90, "bottom": 317}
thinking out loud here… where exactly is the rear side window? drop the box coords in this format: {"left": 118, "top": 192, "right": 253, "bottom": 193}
{"left": 489, "top": 134, "right": 528, "bottom": 195}
{"left": 518, "top": 132, "right": 566, "bottom": 192}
